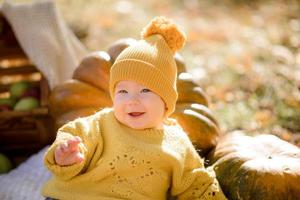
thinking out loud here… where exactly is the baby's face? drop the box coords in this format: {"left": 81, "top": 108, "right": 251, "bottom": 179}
{"left": 113, "top": 80, "right": 165, "bottom": 130}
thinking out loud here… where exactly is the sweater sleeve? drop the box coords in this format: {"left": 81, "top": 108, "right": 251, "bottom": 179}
{"left": 171, "top": 142, "right": 227, "bottom": 200}
{"left": 44, "top": 114, "right": 103, "bottom": 181}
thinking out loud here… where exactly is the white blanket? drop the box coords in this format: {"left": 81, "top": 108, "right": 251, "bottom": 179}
{"left": 1, "top": 0, "right": 88, "bottom": 89}
{"left": 0, "top": 146, "right": 51, "bottom": 200}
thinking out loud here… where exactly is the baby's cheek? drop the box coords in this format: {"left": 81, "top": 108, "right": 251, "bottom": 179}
{"left": 113, "top": 96, "right": 123, "bottom": 109}
{"left": 114, "top": 109, "right": 125, "bottom": 126}
{"left": 113, "top": 102, "right": 124, "bottom": 119}
{"left": 147, "top": 103, "right": 165, "bottom": 123}
{"left": 149, "top": 100, "right": 165, "bottom": 115}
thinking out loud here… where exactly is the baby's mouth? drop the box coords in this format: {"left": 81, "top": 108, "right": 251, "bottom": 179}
{"left": 128, "top": 112, "right": 145, "bottom": 117}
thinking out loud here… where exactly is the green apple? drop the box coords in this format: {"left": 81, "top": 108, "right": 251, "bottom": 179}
{"left": 9, "top": 81, "right": 31, "bottom": 98}
{"left": 14, "top": 97, "right": 39, "bottom": 111}
{"left": 0, "top": 153, "right": 12, "bottom": 174}
{"left": 0, "top": 97, "right": 16, "bottom": 107}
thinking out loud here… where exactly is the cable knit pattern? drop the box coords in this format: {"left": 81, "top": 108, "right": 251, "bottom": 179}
{"left": 43, "top": 108, "right": 227, "bottom": 200}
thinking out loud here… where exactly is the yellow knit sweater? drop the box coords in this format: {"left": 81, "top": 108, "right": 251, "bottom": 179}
{"left": 42, "top": 108, "right": 227, "bottom": 200}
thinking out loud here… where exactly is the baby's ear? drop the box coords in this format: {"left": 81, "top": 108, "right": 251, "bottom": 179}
{"left": 164, "top": 105, "right": 168, "bottom": 117}
{"left": 164, "top": 101, "right": 168, "bottom": 110}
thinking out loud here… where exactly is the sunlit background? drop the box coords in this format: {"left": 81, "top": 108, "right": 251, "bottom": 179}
{"left": 3, "top": 0, "right": 300, "bottom": 145}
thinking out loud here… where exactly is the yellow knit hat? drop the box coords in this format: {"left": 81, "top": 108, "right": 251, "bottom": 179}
{"left": 109, "top": 16, "right": 186, "bottom": 117}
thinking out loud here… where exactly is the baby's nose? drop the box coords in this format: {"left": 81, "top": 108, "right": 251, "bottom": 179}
{"left": 127, "top": 95, "right": 140, "bottom": 105}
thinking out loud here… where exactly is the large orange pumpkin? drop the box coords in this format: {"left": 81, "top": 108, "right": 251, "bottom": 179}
{"left": 177, "top": 72, "right": 209, "bottom": 106}
{"left": 107, "top": 38, "right": 137, "bottom": 63}
{"left": 49, "top": 79, "right": 112, "bottom": 118}
{"left": 55, "top": 107, "right": 100, "bottom": 129}
{"left": 72, "top": 51, "right": 112, "bottom": 92}
{"left": 208, "top": 131, "right": 300, "bottom": 200}
{"left": 174, "top": 53, "right": 187, "bottom": 74}
{"left": 171, "top": 107, "right": 220, "bottom": 156}
{"left": 175, "top": 103, "right": 219, "bottom": 127}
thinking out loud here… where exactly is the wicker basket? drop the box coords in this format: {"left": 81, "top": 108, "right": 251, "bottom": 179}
{"left": 0, "top": 14, "right": 55, "bottom": 162}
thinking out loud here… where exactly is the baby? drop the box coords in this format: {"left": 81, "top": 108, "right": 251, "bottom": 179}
{"left": 42, "top": 16, "right": 227, "bottom": 200}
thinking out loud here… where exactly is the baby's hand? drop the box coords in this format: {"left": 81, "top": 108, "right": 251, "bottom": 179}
{"left": 54, "top": 136, "right": 85, "bottom": 166}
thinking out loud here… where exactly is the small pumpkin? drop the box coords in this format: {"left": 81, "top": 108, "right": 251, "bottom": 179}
{"left": 175, "top": 103, "right": 219, "bottom": 128}
{"left": 72, "top": 51, "right": 112, "bottom": 92}
{"left": 208, "top": 131, "right": 300, "bottom": 200}
{"left": 55, "top": 107, "right": 100, "bottom": 130}
{"left": 177, "top": 72, "right": 209, "bottom": 106}
{"left": 49, "top": 79, "right": 112, "bottom": 118}
{"left": 171, "top": 108, "right": 220, "bottom": 156}
{"left": 107, "top": 38, "right": 137, "bottom": 63}
{"left": 177, "top": 86, "right": 209, "bottom": 107}
{"left": 174, "top": 53, "right": 186, "bottom": 74}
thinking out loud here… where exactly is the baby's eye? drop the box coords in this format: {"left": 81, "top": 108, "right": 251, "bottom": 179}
{"left": 141, "top": 88, "right": 151, "bottom": 93}
{"left": 117, "top": 89, "right": 127, "bottom": 94}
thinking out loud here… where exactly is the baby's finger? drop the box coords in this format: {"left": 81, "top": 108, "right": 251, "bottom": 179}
{"left": 60, "top": 142, "right": 69, "bottom": 153}
{"left": 54, "top": 145, "right": 68, "bottom": 165}
{"left": 68, "top": 136, "right": 82, "bottom": 146}
{"left": 73, "top": 136, "right": 82, "bottom": 142}
{"left": 63, "top": 152, "right": 85, "bottom": 166}
{"left": 54, "top": 145, "right": 63, "bottom": 157}
{"left": 68, "top": 137, "right": 82, "bottom": 152}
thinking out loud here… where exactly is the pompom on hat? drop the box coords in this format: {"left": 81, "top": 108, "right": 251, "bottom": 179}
{"left": 109, "top": 16, "right": 186, "bottom": 117}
